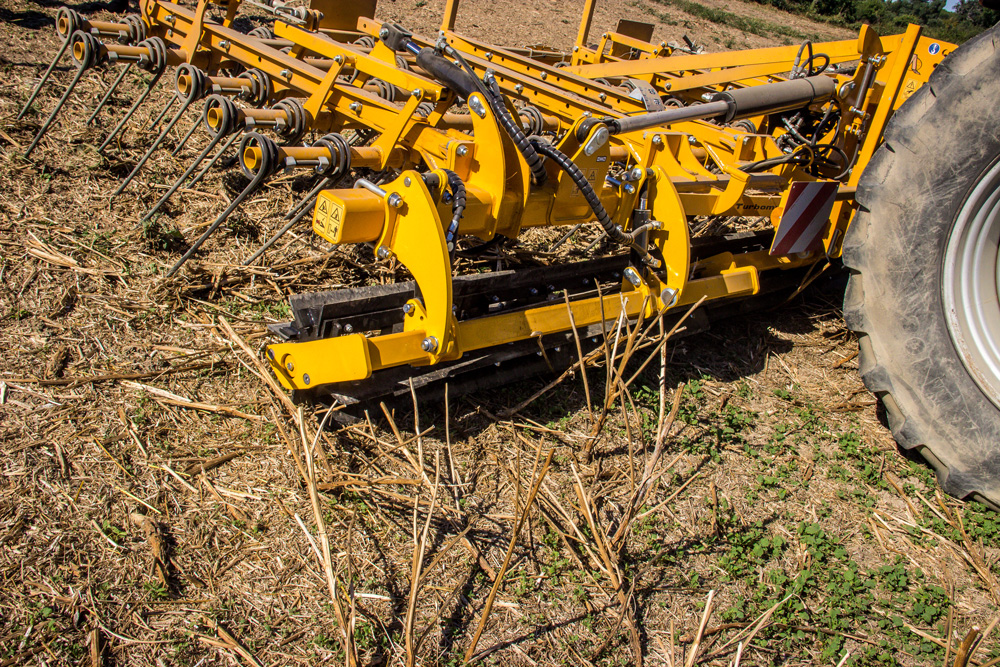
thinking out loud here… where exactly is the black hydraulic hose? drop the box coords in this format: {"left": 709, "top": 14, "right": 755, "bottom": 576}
{"left": 441, "top": 168, "right": 466, "bottom": 247}
{"left": 428, "top": 43, "right": 548, "bottom": 187}
{"left": 482, "top": 72, "right": 548, "bottom": 186}
{"left": 530, "top": 140, "right": 659, "bottom": 267}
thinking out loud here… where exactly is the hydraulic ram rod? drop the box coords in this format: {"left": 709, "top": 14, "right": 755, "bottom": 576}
{"left": 607, "top": 75, "right": 836, "bottom": 134}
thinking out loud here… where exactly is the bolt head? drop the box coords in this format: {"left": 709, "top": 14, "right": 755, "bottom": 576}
{"left": 687, "top": 136, "right": 697, "bottom": 144}
{"left": 334, "top": 55, "right": 343, "bottom": 63}
{"left": 515, "top": 83, "right": 524, "bottom": 93}
{"left": 456, "top": 145, "right": 468, "bottom": 157}
{"left": 302, "top": 373, "right": 311, "bottom": 386}
{"left": 599, "top": 92, "right": 607, "bottom": 102}
{"left": 377, "top": 246, "right": 392, "bottom": 259}
{"left": 404, "top": 176, "right": 412, "bottom": 187}
{"left": 540, "top": 71, "right": 547, "bottom": 80}
{"left": 387, "top": 193, "right": 403, "bottom": 208}
{"left": 403, "top": 303, "right": 414, "bottom": 314}
{"left": 285, "top": 361, "right": 294, "bottom": 372}
{"left": 652, "top": 135, "right": 664, "bottom": 147}
{"left": 343, "top": 324, "right": 353, "bottom": 333}
{"left": 281, "top": 69, "right": 291, "bottom": 79}
{"left": 379, "top": 27, "right": 389, "bottom": 40}
{"left": 629, "top": 167, "right": 643, "bottom": 181}
{"left": 623, "top": 183, "right": 635, "bottom": 194}
{"left": 421, "top": 336, "right": 438, "bottom": 352}
{"left": 411, "top": 88, "right": 423, "bottom": 99}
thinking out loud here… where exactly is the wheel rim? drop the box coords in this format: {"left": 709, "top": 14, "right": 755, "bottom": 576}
{"left": 943, "top": 157, "right": 1000, "bottom": 410}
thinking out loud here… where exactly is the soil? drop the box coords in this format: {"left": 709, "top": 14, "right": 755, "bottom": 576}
{"left": 0, "top": 1, "right": 996, "bottom": 666}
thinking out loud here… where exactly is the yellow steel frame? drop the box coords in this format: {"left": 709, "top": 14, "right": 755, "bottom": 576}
{"left": 72, "top": 0, "right": 952, "bottom": 392}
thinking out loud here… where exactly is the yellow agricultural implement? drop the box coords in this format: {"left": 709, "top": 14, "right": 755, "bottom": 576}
{"left": 18, "top": 0, "right": 1000, "bottom": 508}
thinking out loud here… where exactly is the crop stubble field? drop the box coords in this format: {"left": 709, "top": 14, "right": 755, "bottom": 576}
{"left": 0, "top": 0, "right": 998, "bottom": 665}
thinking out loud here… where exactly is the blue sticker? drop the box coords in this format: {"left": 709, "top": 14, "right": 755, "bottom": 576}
{"left": 929, "top": 42, "right": 941, "bottom": 55}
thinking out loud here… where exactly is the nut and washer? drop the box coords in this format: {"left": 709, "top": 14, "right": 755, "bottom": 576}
{"left": 411, "top": 88, "right": 423, "bottom": 99}
{"left": 349, "top": 101, "right": 361, "bottom": 113}
{"left": 456, "top": 145, "right": 469, "bottom": 157}
{"left": 421, "top": 336, "right": 438, "bottom": 352}
{"left": 403, "top": 303, "right": 414, "bottom": 315}
{"left": 280, "top": 69, "right": 291, "bottom": 79}
{"left": 386, "top": 193, "right": 403, "bottom": 208}
{"left": 377, "top": 246, "right": 393, "bottom": 259}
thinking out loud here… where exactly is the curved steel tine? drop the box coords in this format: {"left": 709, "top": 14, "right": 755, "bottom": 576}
{"left": 171, "top": 118, "right": 201, "bottom": 157}
{"left": 147, "top": 94, "right": 177, "bottom": 134}
{"left": 281, "top": 175, "right": 330, "bottom": 221}
{"left": 243, "top": 177, "right": 332, "bottom": 265}
{"left": 97, "top": 68, "right": 164, "bottom": 153}
{"left": 87, "top": 63, "right": 133, "bottom": 126}
{"left": 141, "top": 129, "right": 230, "bottom": 222}
{"left": 18, "top": 35, "right": 72, "bottom": 120}
{"left": 167, "top": 168, "right": 270, "bottom": 277}
{"left": 186, "top": 131, "right": 241, "bottom": 189}
{"left": 113, "top": 97, "right": 193, "bottom": 196}
{"left": 24, "top": 63, "right": 87, "bottom": 159}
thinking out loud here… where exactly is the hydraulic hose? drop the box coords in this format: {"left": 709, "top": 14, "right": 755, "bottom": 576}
{"left": 482, "top": 72, "right": 548, "bottom": 186}
{"left": 441, "top": 168, "right": 467, "bottom": 247}
{"left": 530, "top": 140, "right": 659, "bottom": 267}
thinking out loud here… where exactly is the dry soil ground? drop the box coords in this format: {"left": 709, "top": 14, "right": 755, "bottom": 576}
{"left": 0, "top": 1, "right": 998, "bottom": 666}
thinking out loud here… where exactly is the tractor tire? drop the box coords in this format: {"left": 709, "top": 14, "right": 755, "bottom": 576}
{"left": 842, "top": 24, "right": 1000, "bottom": 510}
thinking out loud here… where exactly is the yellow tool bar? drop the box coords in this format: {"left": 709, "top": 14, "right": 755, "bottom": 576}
{"left": 564, "top": 34, "right": 906, "bottom": 79}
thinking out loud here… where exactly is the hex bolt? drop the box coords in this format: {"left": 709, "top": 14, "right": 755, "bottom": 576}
{"left": 403, "top": 303, "right": 414, "bottom": 315}
{"left": 485, "top": 51, "right": 493, "bottom": 60}
{"left": 623, "top": 267, "right": 642, "bottom": 287}
{"left": 515, "top": 83, "right": 524, "bottom": 94}
{"left": 540, "top": 71, "right": 547, "bottom": 80}
{"left": 629, "top": 167, "right": 644, "bottom": 181}
{"left": 687, "top": 136, "right": 697, "bottom": 144}
{"left": 456, "top": 145, "right": 469, "bottom": 157}
{"left": 349, "top": 101, "right": 361, "bottom": 113}
{"left": 219, "top": 39, "right": 230, "bottom": 49}
{"left": 387, "top": 193, "right": 403, "bottom": 208}
{"left": 280, "top": 69, "right": 291, "bottom": 79}
{"left": 599, "top": 93, "right": 607, "bottom": 102}
{"left": 343, "top": 324, "right": 354, "bottom": 333}
{"left": 623, "top": 183, "right": 635, "bottom": 194}
{"left": 377, "top": 246, "right": 393, "bottom": 259}
{"left": 573, "top": 46, "right": 579, "bottom": 52}
{"left": 302, "top": 373, "right": 311, "bottom": 386}
{"left": 421, "top": 336, "right": 438, "bottom": 352}
{"left": 411, "top": 88, "right": 423, "bottom": 99}
{"left": 379, "top": 27, "right": 389, "bottom": 40}
{"left": 285, "top": 360, "right": 295, "bottom": 372}
{"left": 652, "top": 135, "right": 664, "bottom": 147}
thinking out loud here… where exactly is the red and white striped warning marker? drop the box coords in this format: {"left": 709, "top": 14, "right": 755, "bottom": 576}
{"left": 769, "top": 181, "right": 838, "bottom": 256}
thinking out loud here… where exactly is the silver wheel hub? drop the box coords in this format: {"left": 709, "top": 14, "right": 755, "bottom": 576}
{"left": 943, "top": 158, "right": 1000, "bottom": 410}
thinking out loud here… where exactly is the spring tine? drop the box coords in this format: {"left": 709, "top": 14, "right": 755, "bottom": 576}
{"left": 167, "top": 168, "right": 270, "bottom": 277}
{"left": 186, "top": 131, "right": 241, "bottom": 189}
{"left": 98, "top": 68, "right": 164, "bottom": 153}
{"left": 171, "top": 118, "right": 200, "bottom": 157}
{"left": 147, "top": 94, "right": 177, "bottom": 134}
{"left": 23, "top": 63, "right": 87, "bottom": 159}
{"left": 18, "top": 35, "right": 72, "bottom": 120}
{"left": 113, "top": 97, "right": 192, "bottom": 196}
{"left": 548, "top": 223, "right": 584, "bottom": 253}
{"left": 86, "top": 63, "right": 132, "bottom": 126}
{"left": 141, "top": 130, "right": 230, "bottom": 222}
{"left": 281, "top": 175, "right": 330, "bottom": 220}
{"left": 243, "top": 177, "right": 331, "bottom": 265}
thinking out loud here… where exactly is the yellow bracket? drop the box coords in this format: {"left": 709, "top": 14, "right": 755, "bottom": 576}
{"left": 376, "top": 171, "right": 458, "bottom": 364}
